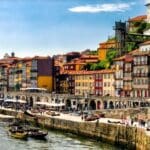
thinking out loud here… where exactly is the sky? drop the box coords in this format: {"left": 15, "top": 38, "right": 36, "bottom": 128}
{"left": 0, "top": 0, "right": 146, "bottom": 58}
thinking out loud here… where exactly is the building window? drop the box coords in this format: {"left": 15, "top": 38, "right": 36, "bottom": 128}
{"left": 73, "top": 101, "right": 76, "bottom": 105}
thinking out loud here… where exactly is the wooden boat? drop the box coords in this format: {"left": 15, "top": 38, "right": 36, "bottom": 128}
{"left": 10, "top": 131, "right": 28, "bottom": 139}
{"left": 27, "top": 127, "right": 48, "bottom": 139}
{"left": 9, "top": 126, "right": 28, "bottom": 139}
{"left": 24, "top": 110, "right": 35, "bottom": 117}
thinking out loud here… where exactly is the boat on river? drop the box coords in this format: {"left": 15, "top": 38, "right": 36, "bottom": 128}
{"left": 25, "top": 127, "right": 48, "bottom": 139}
{"left": 9, "top": 126, "right": 28, "bottom": 139}
{"left": 8, "top": 119, "right": 48, "bottom": 140}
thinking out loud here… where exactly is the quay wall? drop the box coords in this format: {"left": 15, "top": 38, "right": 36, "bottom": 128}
{"left": 0, "top": 109, "right": 149, "bottom": 150}
{"left": 96, "top": 108, "right": 150, "bottom": 119}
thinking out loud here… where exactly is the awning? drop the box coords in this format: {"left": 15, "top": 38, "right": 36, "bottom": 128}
{"left": 35, "top": 102, "right": 65, "bottom": 107}
{"left": 35, "top": 102, "right": 51, "bottom": 106}
{"left": 50, "top": 103, "right": 65, "bottom": 107}
{"left": 4, "top": 99, "right": 26, "bottom": 103}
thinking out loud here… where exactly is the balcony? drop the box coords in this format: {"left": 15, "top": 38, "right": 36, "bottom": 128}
{"left": 124, "top": 68, "right": 132, "bottom": 72}
{"left": 123, "top": 86, "right": 132, "bottom": 90}
{"left": 114, "top": 85, "right": 123, "bottom": 89}
{"left": 134, "top": 61, "right": 147, "bottom": 66}
{"left": 133, "top": 73, "right": 149, "bottom": 77}
{"left": 132, "top": 84, "right": 149, "bottom": 89}
{"left": 123, "top": 76, "right": 132, "bottom": 81}
{"left": 115, "top": 77, "right": 123, "bottom": 80}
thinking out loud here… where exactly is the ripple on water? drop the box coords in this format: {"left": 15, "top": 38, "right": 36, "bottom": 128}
{"left": 0, "top": 122, "right": 121, "bottom": 150}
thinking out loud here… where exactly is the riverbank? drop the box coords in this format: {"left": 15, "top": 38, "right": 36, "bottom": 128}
{"left": 0, "top": 108, "right": 149, "bottom": 150}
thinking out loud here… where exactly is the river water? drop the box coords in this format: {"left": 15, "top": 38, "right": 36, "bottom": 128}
{"left": 0, "top": 122, "right": 121, "bottom": 150}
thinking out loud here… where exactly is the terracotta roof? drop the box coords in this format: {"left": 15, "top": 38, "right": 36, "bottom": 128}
{"left": 99, "top": 40, "right": 116, "bottom": 45}
{"left": 62, "top": 69, "right": 115, "bottom": 75}
{"left": 0, "top": 63, "right": 10, "bottom": 67}
{"left": 113, "top": 55, "right": 125, "bottom": 61}
{"left": 128, "top": 15, "right": 147, "bottom": 22}
{"left": 124, "top": 55, "right": 133, "bottom": 62}
{"left": 140, "top": 40, "right": 150, "bottom": 46}
{"left": 128, "top": 49, "right": 139, "bottom": 54}
{"left": 64, "top": 62, "right": 85, "bottom": 65}
{"left": 113, "top": 49, "right": 140, "bottom": 61}
{"left": 80, "top": 55, "right": 98, "bottom": 59}
{"left": 132, "top": 51, "right": 150, "bottom": 56}
{"left": 99, "top": 39, "right": 116, "bottom": 48}
{"left": 99, "top": 69, "right": 115, "bottom": 74}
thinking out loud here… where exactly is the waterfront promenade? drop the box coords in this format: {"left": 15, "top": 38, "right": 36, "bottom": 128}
{"left": 0, "top": 106, "right": 149, "bottom": 150}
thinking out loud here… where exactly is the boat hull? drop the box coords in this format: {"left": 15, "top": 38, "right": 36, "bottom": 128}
{"left": 9, "top": 131, "right": 28, "bottom": 139}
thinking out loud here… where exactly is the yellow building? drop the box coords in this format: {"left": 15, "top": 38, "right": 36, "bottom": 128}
{"left": 102, "top": 70, "right": 115, "bottom": 97}
{"left": 37, "top": 76, "right": 53, "bottom": 91}
{"left": 74, "top": 71, "right": 94, "bottom": 96}
{"left": 98, "top": 40, "right": 116, "bottom": 61}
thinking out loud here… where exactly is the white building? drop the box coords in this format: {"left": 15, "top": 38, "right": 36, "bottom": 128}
{"left": 139, "top": 41, "right": 150, "bottom": 52}
{"left": 144, "top": 0, "right": 150, "bottom": 35}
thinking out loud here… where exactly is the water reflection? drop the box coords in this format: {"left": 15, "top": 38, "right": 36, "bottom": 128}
{"left": 0, "top": 122, "right": 120, "bottom": 150}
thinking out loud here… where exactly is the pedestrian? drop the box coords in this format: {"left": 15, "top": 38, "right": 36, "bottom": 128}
{"left": 131, "top": 118, "right": 134, "bottom": 126}
{"left": 81, "top": 115, "right": 83, "bottom": 120}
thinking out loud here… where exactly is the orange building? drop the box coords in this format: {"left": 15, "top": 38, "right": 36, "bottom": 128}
{"left": 98, "top": 40, "right": 116, "bottom": 61}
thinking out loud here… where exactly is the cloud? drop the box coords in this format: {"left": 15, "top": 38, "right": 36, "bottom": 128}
{"left": 69, "top": 3, "right": 135, "bottom": 13}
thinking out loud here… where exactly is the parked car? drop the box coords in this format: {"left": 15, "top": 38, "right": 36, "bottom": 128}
{"left": 85, "top": 114, "right": 99, "bottom": 121}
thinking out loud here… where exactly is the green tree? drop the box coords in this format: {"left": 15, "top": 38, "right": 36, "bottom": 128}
{"left": 106, "top": 49, "right": 117, "bottom": 64}
{"left": 98, "top": 59, "right": 110, "bottom": 69}
{"left": 90, "top": 63, "right": 97, "bottom": 70}
{"left": 83, "top": 63, "right": 92, "bottom": 70}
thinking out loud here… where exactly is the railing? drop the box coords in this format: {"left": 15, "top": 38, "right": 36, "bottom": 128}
{"left": 124, "top": 68, "right": 132, "bottom": 72}
{"left": 133, "top": 73, "right": 149, "bottom": 77}
{"left": 134, "top": 61, "right": 147, "bottom": 65}
{"left": 123, "top": 76, "right": 132, "bottom": 80}
{"left": 123, "top": 86, "right": 132, "bottom": 90}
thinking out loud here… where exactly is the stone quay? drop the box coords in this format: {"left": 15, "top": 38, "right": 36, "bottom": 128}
{"left": 0, "top": 108, "right": 149, "bottom": 150}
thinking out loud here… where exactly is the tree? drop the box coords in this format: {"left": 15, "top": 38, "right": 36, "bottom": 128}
{"left": 83, "top": 63, "right": 92, "bottom": 70}
{"left": 106, "top": 49, "right": 117, "bottom": 64}
{"left": 98, "top": 59, "right": 110, "bottom": 69}
{"left": 90, "top": 63, "right": 98, "bottom": 70}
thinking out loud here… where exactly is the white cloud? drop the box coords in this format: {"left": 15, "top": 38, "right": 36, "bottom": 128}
{"left": 69, "top": 3, "right": 135, "bottom": 13}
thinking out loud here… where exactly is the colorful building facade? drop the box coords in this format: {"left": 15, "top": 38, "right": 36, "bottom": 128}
{"left": 98, "top": 40, "right": 116, "bottom": 61}
{"left": 0, "top": 55, "right": 53, "bottom": 92}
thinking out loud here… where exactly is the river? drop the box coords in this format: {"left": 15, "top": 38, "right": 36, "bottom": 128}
{"left": 0, "top": 122, "right": 122, "bottom": 150}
